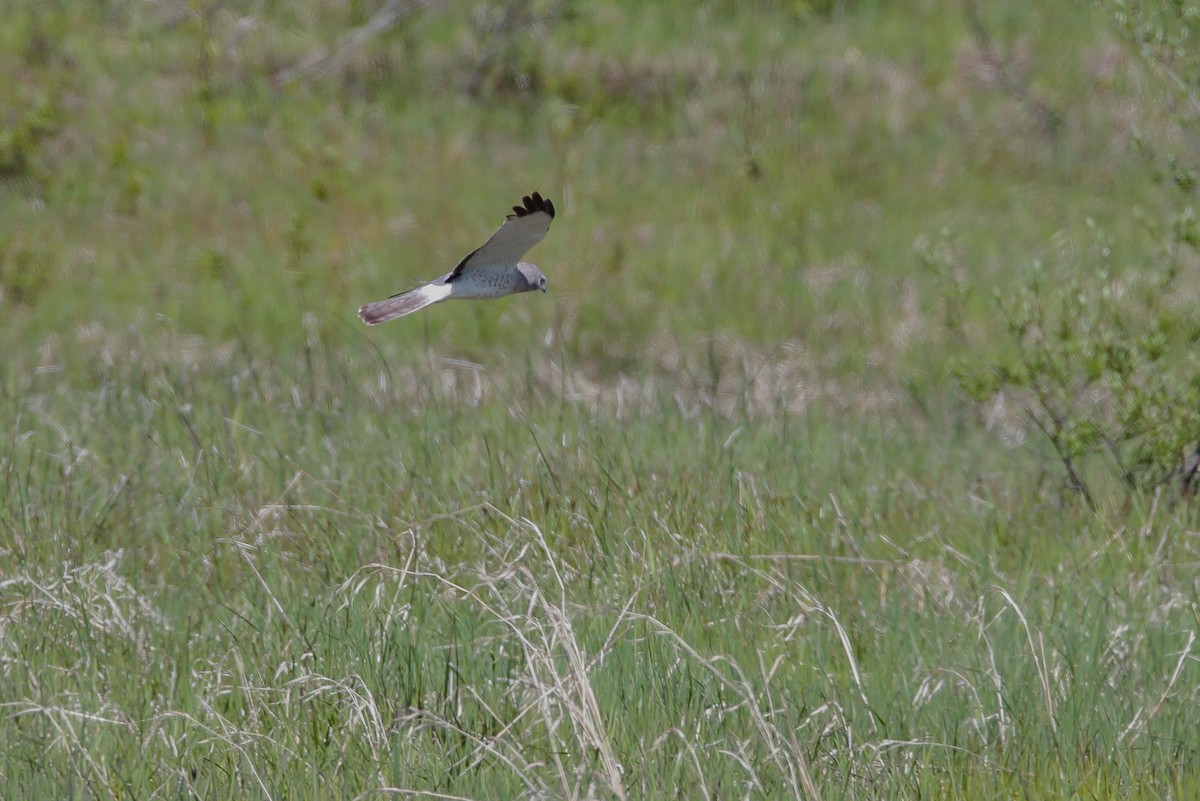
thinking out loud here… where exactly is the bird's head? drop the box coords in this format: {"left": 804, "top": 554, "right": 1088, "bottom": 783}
{"left": 518, "top": 262, "right": 548, "bottom": 293}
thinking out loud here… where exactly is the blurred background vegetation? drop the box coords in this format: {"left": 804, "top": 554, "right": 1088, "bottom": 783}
{"left": 2, "top": 0, "right": 1199, "bottom": 798}
{"left": 0, "top": 1, "right": 1179, "bottom": 356}
{"left": 5, "top": 0, "right": 1199, "bottom": 499}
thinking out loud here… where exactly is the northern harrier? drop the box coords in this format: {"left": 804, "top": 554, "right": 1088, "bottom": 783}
{"left": 358, "top": 191, "right": 556, "bottom": 325}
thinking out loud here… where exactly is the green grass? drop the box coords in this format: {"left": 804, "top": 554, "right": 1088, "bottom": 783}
{"left": 2, "top": 1, "right": 1199, "bottom": 798}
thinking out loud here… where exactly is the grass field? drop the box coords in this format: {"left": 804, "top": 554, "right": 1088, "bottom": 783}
{"left": 2, "top": 1, "right": 1199, "bottom": 798}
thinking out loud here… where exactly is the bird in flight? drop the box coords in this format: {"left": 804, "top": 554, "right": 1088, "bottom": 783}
{"left": 358, "top": 191, "right": 556, "bottom": 325}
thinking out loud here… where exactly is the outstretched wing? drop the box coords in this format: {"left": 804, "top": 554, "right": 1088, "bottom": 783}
{"left": 447, "top": 192, "right": 556, "bottom": 283}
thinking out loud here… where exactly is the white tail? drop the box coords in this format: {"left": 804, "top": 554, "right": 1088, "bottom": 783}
{"left": 358, "top": 283, "right": 451, "bottom": 325}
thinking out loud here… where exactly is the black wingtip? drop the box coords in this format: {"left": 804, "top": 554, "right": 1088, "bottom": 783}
{"left": 509, "top": 191, "right": 556, "bottom": 220}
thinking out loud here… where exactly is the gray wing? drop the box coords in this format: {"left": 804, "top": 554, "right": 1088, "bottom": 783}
{"left": 446, "top": 192, "right": 556, "bottom": 283}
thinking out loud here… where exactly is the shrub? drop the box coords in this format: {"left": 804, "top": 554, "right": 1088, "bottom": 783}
{"left": 938, "top": 1, "right": 1200, "bottom": 507}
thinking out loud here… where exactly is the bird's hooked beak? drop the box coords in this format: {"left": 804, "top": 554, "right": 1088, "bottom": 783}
{"left": 540, "top": 278, "right": 547, "bottom": 293}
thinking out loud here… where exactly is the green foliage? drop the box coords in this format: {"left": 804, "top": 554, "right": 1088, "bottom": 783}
{"left": 0, "top": 236, "right": 53, "bottom": 305}
{"left": 941, "top": 235, "right": 1200, "bottom": 505}
{"left": 1110, "top": 0, "right": 1200, "bottom": 88}
{"left": 0, "top": 94, "right": 56, "bottom": 182}
{"left": 2, "top": 333, "right": 1197, "bottom": 799}
{"left": 0, "top": 6, "right": 67, "bottom": 184}
{"left": 2, "top": 0, "right": 1200, "bottom": 798}
{"left": 936, "top": 0, "right": 1200, "bottom": 507}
